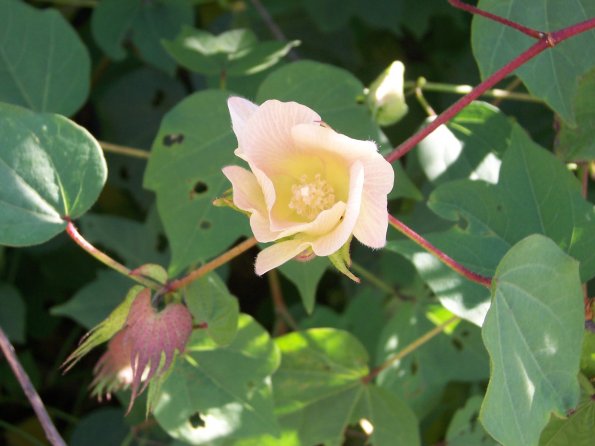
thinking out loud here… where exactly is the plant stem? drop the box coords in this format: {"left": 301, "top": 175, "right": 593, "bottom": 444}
{"left": 449, "top": 0, "right": 543, "bottom": 39}
{"left": 249, "top": 0, "right": 299, "bottom": 61}
{"left": 99, "top": 141, "right": 150, "bottom": 159}
{"left": 64, "top": 218, "right": 160, "bottom": 290}
{"left": 268, "top": 269, "right": 298, "bottom": 333}
{"left": 164, "top": 237, "right": 258, "bottom": 292}
{"left": 350, "top": 262, "right": 409, "bottom": 301}
{"left": 386, "top": 17, "right": 595, "bottom": 163}
{"left": 389, "top": 215, "right": 492, "bottom": 288}
{"left": 363, "top": 315, "right": 460, "bottom": 383}
{"left": 414, "top": 77, "right": 436, "bottom": 116}
{"left": 0, "top": 326, "right": 66, "bottom": 446}
{"left": 404, "top": 80, "right": 540, "bottom": 103}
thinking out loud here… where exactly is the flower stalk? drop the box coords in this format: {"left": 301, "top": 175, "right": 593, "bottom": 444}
{"left": 64, "top": 218, "right": 161, "bottom": 290}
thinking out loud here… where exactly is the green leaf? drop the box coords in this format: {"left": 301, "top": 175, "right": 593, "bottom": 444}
{"left": 257, "top": 60, "right": 420, "bottom": 201}
{"left": 70, "top": 408, "right": 129, "bottom": 446}
{"left": 152, "top": 314, "right": 281, "bottom": 444}
{"left": 163, "top": 26, "right": 299, "bottom": 76}
{"left": 376, "top": 302, "right": 489, "bottom": 418}
{"left": 0, "top": 283, "right": 25, "bottom": 343}
{"left": 273, "top": 328, "right": 369, "bottom": 445}
{"left": 279, "top": 257, "right": 328, "bottom": 314}
{"left": 387, "top": 230, "right": 504, "bottom": 326}
{"left": 557, "top": 68, "right": 595, "bottom": 161}
{"left": 51, "top": 270, "right": 131, "bottom": 330}
{"left": 354, "top": 385, "right": 421, "bottom": 446}
{"left": 91, "top": 0, "right": 193, "bottom": 74}
{"left": 417, "top": 102, "right": 511, "bottom": 185}
{"left": 480, "top": 234, "right": 584, "bottom": 446}
{"left": 539, "top": 395, "right": 595, "bottom": 446}
{"left": 446, "top": 395, "right": 498, "bottom": 446}
{"left": 429, "top": 125, "right": 595, "bottom": 282}
{"left": 0, "top": 0, "right": 90, "bottom": 116}
{"left": 272, "top": 328, "right": 419, "bottom": 445}
{"left": 471, "top": 0, "right": 595, "bottom": 124}
{"left": 185, "top": 273, "right": 240, "bottom": 346}
{"left": 94, "top": 67, "right": 186, "bottom": 149}
{"left": 143, "top": 89, "right": 249, "bottom": 275}
{"left": 79, "top": 212, "right": 169, "bottom": 267}
{"left": 0, "top": 102, "right": 107, "bottom": 247}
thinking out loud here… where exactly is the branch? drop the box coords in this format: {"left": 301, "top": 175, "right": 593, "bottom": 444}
{"left": 268, "top": 269, "right": 298, "bottom": 334}
{"left": 64, "top": 218, "right": 161, "bottom": 290}
{"left": 385, "top": 16, "right": 595, "bottom": 163}
{"left": 389, "top": 215, "right": 492, "bottom": 288}
{"left": 99, "top": 141, "right": 150, "bottom": 159}
{"left": 363, "top": 315, "right": 460, "bottom": 383}
{"left": 0, "top": 326, "right": 66, "bottom": 446}
{"left": 164, "top": 237, "right": 258, "bottom": 292}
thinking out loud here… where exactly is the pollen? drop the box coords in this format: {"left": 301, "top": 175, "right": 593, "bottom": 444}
{"left": 289, "top": 173, "right": 336, "bottom": 220}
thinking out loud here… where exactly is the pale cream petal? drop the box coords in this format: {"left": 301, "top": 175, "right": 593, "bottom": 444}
{"left": 238, "top": 100, "right": 320, "bottom": 169}
{"left": 228, "top": 97, "right": 258, "bottom": 146}
{"left": 310, "top": 161, "right": 365, "bottom": 256}
{"left": 353, "top": 190, "right": 389, "bottom": 248}
{"left": 353, "top": 156, "right": 394, "bottom": 248}
{"left": 222, "top": 165, "right": 265, "bottom": 213}
{"left": 274, "top": 201, "right": 347, "bottom": 239}
{"left": 291, "top": 124, "right": 378, "bottom": 163}
{"left": 222, "top": 166, "right": 279, "bottom": 242}
{"left": 254, "top": 239, "right": 310, "bottom": 275}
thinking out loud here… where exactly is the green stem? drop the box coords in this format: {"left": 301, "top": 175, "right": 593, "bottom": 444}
{"left": 404, "top": 80, "right": 541, "bottom": 103}
{"left": 413, "top": 77, "right": 436, "bottom": 116}
{"left": 363, "top": 315, "right": 460, "bottom": 383}
{"left": 350, "top": 262, "right": 409, "bottom": 301}
{"left": 389, "top": 215, "right": 492, "bottom": 288}
{"left": 164, "top": 237, "right": 258, "bottom": 292}
{"left": 99, "top": 141, "right": 150, "bottom": 159}
{"left": 64, "top": 219, "right": 161, "bottom": 290}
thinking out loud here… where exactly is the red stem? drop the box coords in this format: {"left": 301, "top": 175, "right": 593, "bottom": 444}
{"left": 385, "top": 16, "right": 595, "bottom": 163}
{"left": 449, "top": 0, "right": 543, "bottom": 39}
{"left": 0, "top": 326, "right": 66, "bottom": 446}
{"left": 389, "top": 215, "right": 492, "bottom": 288}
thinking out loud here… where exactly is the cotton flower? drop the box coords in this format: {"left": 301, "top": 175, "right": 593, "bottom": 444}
{"left": 222, "top": 97, "right": 394, "bottom": 277}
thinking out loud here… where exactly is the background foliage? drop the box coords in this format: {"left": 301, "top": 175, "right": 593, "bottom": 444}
{"left": 0, "top": 0, "right": 594, "bottom": 445}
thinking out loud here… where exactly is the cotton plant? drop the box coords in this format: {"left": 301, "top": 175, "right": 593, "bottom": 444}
{"left": 222, "top": 97, "right": 394, "bottom": 280}
{"left": 0, "top": 0, "right": 594, "bottom": 445}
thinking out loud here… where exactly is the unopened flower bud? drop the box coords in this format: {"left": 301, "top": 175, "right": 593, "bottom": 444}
{"left": 367, "top": 61, "right": 408, "bottom": 126}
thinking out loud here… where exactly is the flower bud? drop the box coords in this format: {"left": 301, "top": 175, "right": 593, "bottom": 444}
{"left": 367, "top": 61, "right": 408, "bottom": 126}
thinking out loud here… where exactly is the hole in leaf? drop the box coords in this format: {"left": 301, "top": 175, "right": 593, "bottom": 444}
{"left": 189, "top": 412, "right": 205, "bottom": 429}
{"left": 151, "top": 89, "right": 165, "bottom": 107}
{"left": 410, "top": 360, "right": 418, "bottom": 375}
{"left": 119, "top": 166, "right": 130, "bottom": 181}
{"left": 451, "top": 338, "right": 464, "bottom": 351}
{"left": 193, "top": 181, "right": 208, "bottom": 194}
{"left": 200, "top": 220, "right": 211, "bottom": 230}
{"left": 156, "top": 233, "right": 168, "bottom": 253}
{"left": 460, "top": 329, "right": 470, "bottom": 338}
{"left": 163, "top": 133, "right": 184, "bottom": 147}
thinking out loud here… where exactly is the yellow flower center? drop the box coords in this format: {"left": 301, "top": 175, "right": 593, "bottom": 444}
{"left": 288, "top": 173, "right": 336, "bottom": 220}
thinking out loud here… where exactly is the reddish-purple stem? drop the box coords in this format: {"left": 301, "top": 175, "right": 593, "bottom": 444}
{"left": 385, "top": 16, "right": 595, "bottom": 163}
{"left": 449, "top": 0, "right": 543, "bottom": 39}
{"left": 389, "top": 215, "right": 492, "bottom": 288}
{"left": 0, "top": 326, "right": 66, "bottom": 446}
